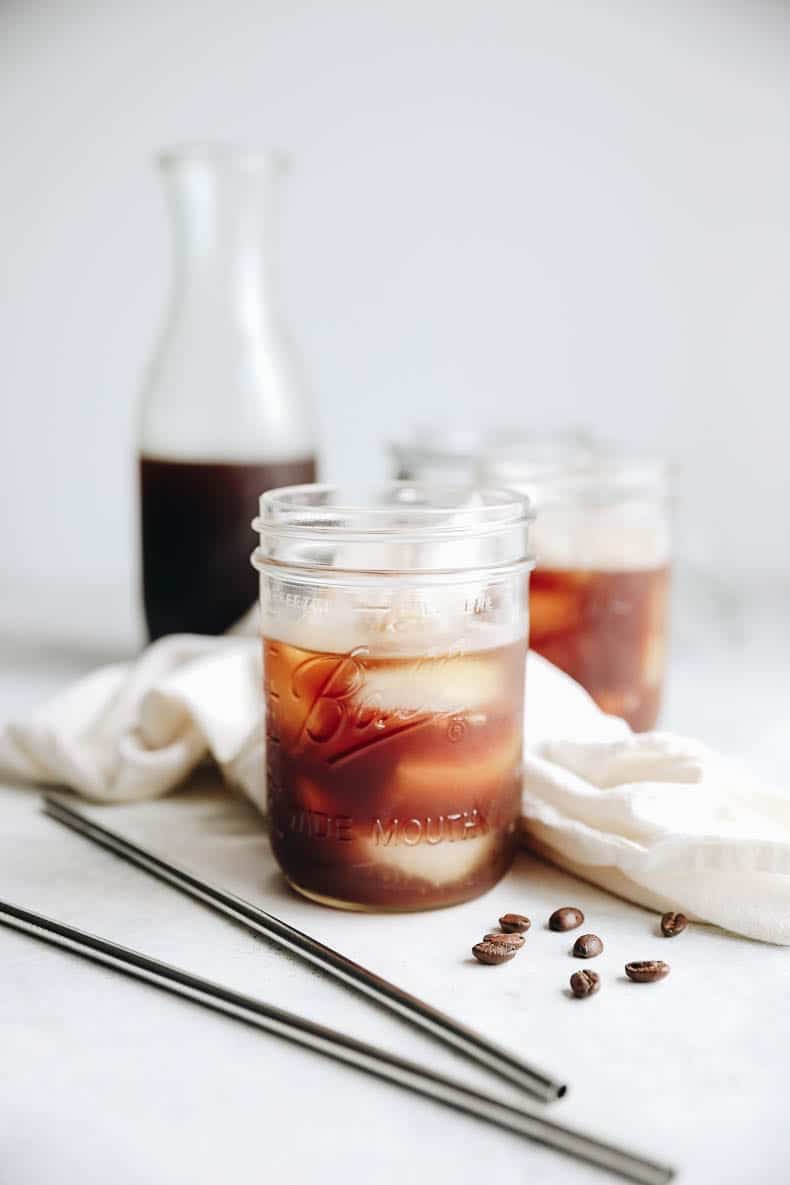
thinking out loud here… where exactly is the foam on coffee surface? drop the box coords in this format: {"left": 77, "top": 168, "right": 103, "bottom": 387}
{"left": 261, "top": 582, "right": 526, "bottom": 657}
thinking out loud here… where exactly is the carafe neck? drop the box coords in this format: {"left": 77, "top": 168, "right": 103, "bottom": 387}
{"left": 160, "top": 147, "right": 281, "bottom": 332}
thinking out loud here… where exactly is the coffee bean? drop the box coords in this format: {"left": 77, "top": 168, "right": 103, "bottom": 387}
{"left": 549, "top": 907, "right": 584, "bottom": 932}
{"left": 570, "top": 970, "right": 600, "bottom": 998}
{"left": 625, "top": 960, "right": 670, "bottom": 983}
{"left": 661, "top": 911, "right": 688, "bottom": 937}
{"left": 572, "top": 933, "right": 603, "bottom": 959}
{"left": 473, "top": 940, "right": 517, "bottom": 965}
{"left": 499, "top": 912, "right": 531, "bottom": 934}
{"left": 483, "top": 932, "right": 526, "bottom": 950}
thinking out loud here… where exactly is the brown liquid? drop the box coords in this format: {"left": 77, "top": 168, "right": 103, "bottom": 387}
{"left": 263, "top": 637, "right": 526, "bottom": 910}
{"left": 529, "top": 566, "right": 669, "bottom": 731}
{"left": 140, "top": 455, "right": 316, "bottom": 640}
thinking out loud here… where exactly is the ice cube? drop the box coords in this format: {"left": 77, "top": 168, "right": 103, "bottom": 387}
{"left": 293, "top": 776, "right": 334, "bottom": 814}
{"left": 354, "top": 826, "right": 500, "bottom": 888}
{"left": 529, "top": 584, "right": 581, "bottom": 639}
{"left": 592, "top": 689, "right": 639, "bottom": 721}
{"left": 641, "top": 631, "right": 666, "bottom": 688}
{"left": 393, "top": 727, "right": 522, "bottom": 799}
{"left": 358, "top": 652, "right": 500, "bottom": 716}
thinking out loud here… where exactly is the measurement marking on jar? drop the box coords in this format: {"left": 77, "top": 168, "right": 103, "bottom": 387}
{"left": 464, "top": 594, "right": 493, "bottom": 614}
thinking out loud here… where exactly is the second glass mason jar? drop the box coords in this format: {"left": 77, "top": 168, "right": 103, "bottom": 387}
{"left": 483, "top": 450, "right": 672, "bottom": 731}
{"left": 252, "top": 484, "right": 533, "bottom": 911}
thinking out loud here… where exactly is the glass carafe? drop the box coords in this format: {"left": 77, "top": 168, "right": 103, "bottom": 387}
{"left": 138, "top": 145, "right": 317, "bottom": 640}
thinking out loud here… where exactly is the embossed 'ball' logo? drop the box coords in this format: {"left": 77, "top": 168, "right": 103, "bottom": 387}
{"left": 287, "top": 646, "right": 470, "bottom": 763}
{"left": 291, "top": 648, "right": 368, "bottom": 744}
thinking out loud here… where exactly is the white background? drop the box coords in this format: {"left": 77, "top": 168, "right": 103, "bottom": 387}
{"left": 1, "top": 0, "right": 789, "bottom": 650}
{"left": 2, "top": 12, "right": 790, "bottom": 1182}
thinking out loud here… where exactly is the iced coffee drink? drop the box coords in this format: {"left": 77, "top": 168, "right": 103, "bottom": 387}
{"left": 253, "top": 485, "right": 533, "bottom": 911}
{"left": 530, "top": 565, "right": 668, "bottom": 731}
{"left": 483, "top": 453, "right": 671, "bottom": 731}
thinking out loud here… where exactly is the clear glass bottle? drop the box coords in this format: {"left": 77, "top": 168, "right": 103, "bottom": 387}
{"left": 138, "top": 145, "right": 317, "bottom": 640}
{"left": 252, "top": 483, "right": 533, "bottom": 911}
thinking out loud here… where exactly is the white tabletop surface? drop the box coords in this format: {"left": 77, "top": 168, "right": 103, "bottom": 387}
{"left": 1, "top": 609, "right": 788, "bottom": 1185}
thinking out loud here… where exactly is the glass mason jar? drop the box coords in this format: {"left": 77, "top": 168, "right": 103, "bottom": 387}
{"left": 138, "top": 145, "right": 316, "bottom": 640}
{"left": 482, "top": 450, "right": 672, "bottom": 731}
{"left": 252, "top": 483, "right": 533, "bottom": 911}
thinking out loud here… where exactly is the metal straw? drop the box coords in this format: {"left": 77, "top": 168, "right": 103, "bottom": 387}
{"left": 0, "top": 899, "right": 673, "bottom": 1185}
{"left": 43, "top": 793, "right": 562, "bottom": 1102}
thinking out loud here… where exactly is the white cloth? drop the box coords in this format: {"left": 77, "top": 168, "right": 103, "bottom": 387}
{"left": 2, "top": 625, "right": 789, "bottom": 944}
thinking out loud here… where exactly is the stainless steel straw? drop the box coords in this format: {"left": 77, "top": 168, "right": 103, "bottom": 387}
{"left": 0, "top": 899, "right": 673, "bottom": 1185}
{"left": 43, "top": 793, "right": 562, "bottom": 1102}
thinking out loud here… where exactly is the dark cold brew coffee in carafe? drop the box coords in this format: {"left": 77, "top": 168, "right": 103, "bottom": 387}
{"left": 141, "top": 456, "right": 315, "bottom": 639}
{"left": 138, "top": 146, "right": 316, "bottom": 639}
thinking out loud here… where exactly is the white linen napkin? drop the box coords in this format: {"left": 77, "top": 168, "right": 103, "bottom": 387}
{"left": 2, "top": 624, "right": 788, "bottom": 944}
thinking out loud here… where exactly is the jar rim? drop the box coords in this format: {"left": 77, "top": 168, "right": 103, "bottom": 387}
{"left": 484, "top": 456, "right": 674, "bottom": 508}
{"left": 252, "top": 482, "right": 534, "bottom": 575}
{"left": 255, "top": 482, "right": 532, "bottom": 533}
